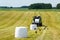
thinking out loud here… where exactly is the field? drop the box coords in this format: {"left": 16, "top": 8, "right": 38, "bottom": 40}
{"left": 0, "top": 9, "right": 60, "bottom": 40}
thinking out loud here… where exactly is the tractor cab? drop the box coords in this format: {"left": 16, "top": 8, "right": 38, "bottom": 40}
{"left": 32, "top": 16, "right": 42, "bottom": 26}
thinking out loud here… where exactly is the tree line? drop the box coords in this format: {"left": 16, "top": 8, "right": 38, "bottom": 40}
{"left": 0, "top": 6, "right": 13, "bottom": 8}
{"left": 0, "top": 3, "right": 60, "bottom": 9}
{"left": 28, "top": 3, "right": 60, "bottom": 9}
{"left": 29, "top": 3, "right": 52, "bottom": 9}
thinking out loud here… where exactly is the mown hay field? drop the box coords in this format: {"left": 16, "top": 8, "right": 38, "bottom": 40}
{"left": 0, "top": 10, "right": 60, "bottom": 40}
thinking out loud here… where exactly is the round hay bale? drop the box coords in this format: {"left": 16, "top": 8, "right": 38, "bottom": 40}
{"left": 30, "top": 24, "right": 37, "bottom": 30}
{"left": 15, "top": 27, "right": 28, "bottom": 38}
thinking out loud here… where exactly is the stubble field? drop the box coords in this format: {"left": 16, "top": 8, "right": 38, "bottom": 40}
{"left": 0, "top": 10, "right": 60, "bottom": 40}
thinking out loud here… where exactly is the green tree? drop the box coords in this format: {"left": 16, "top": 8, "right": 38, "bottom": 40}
{"left": 29, "top": 3, "right": 52, "bottom": 9}
{"left": 56, "top": 3, "right": 60, "bottom": 9}
{"left": 44, "top": 4, "right": 52, "bottom": 9}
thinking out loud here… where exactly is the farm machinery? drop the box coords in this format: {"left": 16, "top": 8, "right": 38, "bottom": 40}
{"left": 32, "top": 16, "right": 42, "bottom": 27}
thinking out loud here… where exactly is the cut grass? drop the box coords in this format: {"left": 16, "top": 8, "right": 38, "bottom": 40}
{"left": 0, "top": 10, "right": 60, "bottom": 40}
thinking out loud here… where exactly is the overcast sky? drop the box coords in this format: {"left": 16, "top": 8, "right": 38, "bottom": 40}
{"left": 0, "top": 0, "right": 60, "bottom": 7}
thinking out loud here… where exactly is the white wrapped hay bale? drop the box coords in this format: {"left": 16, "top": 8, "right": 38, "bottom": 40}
{"left": 30, "top": 24, "right": 37, "bottom": 30}
{"left": 15, "top": 27, "right": 28, "bottom": 38}
{"left": 35, "top": 19, "right": 40, "bottom": 23}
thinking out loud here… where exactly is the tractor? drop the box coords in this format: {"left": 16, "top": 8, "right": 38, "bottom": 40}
{"left": 32, "top": 16, "right": 42, "bottom": 27}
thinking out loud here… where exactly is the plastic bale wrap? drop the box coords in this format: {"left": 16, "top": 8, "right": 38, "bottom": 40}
{"left": 30, "top": 24, "right": 37, "bottom": 30}
{"left": 15, "top": 27, "right": 28, "bottom": 38}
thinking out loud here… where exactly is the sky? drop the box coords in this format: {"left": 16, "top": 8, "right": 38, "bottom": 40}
{"left": 0, "top": 0, "right": 60, "bottom": 7}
